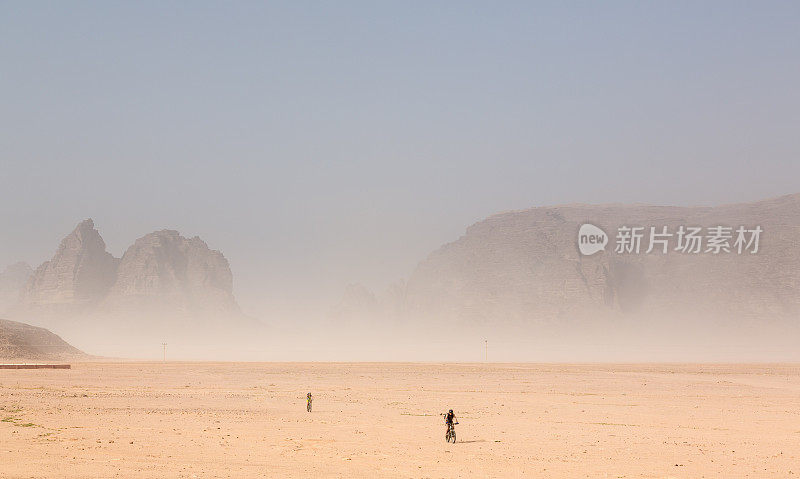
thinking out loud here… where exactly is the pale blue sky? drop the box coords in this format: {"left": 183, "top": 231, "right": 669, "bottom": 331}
{"left": 2, "top": 1, "right": 799, "bottom": 318}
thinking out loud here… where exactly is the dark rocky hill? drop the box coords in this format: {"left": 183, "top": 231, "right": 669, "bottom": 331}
{"left": 0, "top": 318, "right": 85, "bottom": 360}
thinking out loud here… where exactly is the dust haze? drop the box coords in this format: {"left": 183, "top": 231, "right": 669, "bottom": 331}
{"left": 2, "top": 2, "right": 800, "bottom": 362}
{"left": 2, "top": 193, "right": 798, "bottom": 362}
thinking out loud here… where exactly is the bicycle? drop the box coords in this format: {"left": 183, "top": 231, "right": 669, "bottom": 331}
{"left": 445, "top": 422, "right": 458, "bottom": 443}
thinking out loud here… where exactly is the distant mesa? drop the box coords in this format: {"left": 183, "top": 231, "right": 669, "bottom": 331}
{"left": 0, "top": 318, "right": 85, "bottom": 361}
{"left": 335, "top": 193, "right": 800, "bottom": 329}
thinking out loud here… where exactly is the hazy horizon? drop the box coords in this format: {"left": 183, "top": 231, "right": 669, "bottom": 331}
{"left": 3, "top": 1, "right": 800, "bottom": 325}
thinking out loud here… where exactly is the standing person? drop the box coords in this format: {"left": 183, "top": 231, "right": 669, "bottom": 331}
{"left": 307, "top": 392, "right": 313, "bottom": 412}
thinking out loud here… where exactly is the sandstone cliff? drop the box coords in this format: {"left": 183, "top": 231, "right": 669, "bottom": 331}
{"left": 101, "top": 230, "right": 239, "bottom": 317}
{"left": 401, "top": 193, "right": 800, "bottom": 328}
{"left": 330, "top": 194, "right": 800, "bottom": 334}
{"left": 18, "top": 220, "right": 118, "bottom": 315}
{"left": 12, "top": 220, "right": 242, "bottom": 330}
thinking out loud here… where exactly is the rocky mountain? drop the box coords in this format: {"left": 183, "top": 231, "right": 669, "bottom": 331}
{"left": 401, "top": 193, "right": 800, "bottom": 328}
{"left": 0, "top": 262, "right": 32, "bottom": 314}
{"left": 18, "top": 219, "right": 118, "bottom": 315}
{"left": 12, "top": 220, "right": 242, "bottom": 328}
{"left": 101, "top": 230, "right": 239, "bottom": 317}
{"left": 337, "top": 193, "right": 800, "bottom": 332}
{"left": 0, "top": 318, "right": 85, "bottom": 360}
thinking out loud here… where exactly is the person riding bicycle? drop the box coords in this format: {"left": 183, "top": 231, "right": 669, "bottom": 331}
{"left": 444, "top": 409, "right": 457, "bottom": 432}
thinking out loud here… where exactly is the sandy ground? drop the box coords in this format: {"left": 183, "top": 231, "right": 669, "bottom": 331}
{"left": 1, "top": 363, "right": 799, "bottom": 478}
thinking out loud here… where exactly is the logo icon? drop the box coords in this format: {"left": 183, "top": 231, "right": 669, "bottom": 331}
{"left": 578, "top": 223, "right": 608, "bottom": 256}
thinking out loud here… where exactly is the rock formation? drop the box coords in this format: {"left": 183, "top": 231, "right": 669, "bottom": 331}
{"left": 18, "top": 219, "right": 118, "bottom": 315}
{"left": 0, "top": 262, "right": 32, "bottom": 314}
{"left": 331, "top": 193, "right": 800, "bottom": 334}
{"left": 101, "top": 230, "right": 239, "bottom": 317}
{"left": 400, "top": 193, "right": 800, "bottom": 328}
{"left": 12, "top": 220, "right": 242, "bottom": 330}
{"left": 0, "top": 318, "right": 85, "bottom": 360}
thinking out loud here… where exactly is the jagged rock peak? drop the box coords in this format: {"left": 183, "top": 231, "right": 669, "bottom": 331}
{"left": 19, "top": 219, "right": 119, "bottom": 309}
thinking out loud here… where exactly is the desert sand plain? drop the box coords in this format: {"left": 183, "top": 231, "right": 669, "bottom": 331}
{"left": 1, "top": 362, "right": 799, "bottom": 478}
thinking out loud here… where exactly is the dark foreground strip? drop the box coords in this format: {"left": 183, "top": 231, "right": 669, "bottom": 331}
{"left": 0, "top": 364, "right": 71, "bottom": 369}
